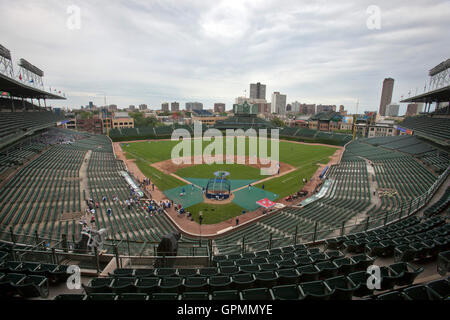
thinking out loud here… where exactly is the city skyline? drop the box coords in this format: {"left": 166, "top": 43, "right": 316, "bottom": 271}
{"left": 1, "top": 0, "right": 449, "bottom": 114}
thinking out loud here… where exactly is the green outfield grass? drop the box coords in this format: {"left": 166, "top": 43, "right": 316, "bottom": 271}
{"left": 134, "top": 159, "right": 185, "bottom": 191}
{"left": 121, "top": 138, "right": 338, "bottom": 167}
{"left": 176, "top": 163, "right": 264, "bottom": 180}
{"left": 185, "top": 202, "right": 245, "bottom": 225}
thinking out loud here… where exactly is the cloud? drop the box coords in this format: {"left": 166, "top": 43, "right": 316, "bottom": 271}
{"left": 0, "top": 0, "right": 448, "bottom": 114}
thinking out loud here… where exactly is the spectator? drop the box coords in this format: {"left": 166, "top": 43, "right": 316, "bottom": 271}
{"left": 102, "top": 196, "right": 107, "bottom": 203}
{"left": 106, "top": 208, "right": 112, "bottom": 216}
{"left": 152, "top": 183, "right": 155, "bottom": 191}
{"left": 236, "top": 218, "right": 239, "bottom": 226}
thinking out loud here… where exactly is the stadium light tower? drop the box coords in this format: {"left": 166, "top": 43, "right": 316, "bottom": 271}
{"left": 17, "top": 58, "right": 45, "bottom": 90}
{"left": 0, "top": 44, "right": 15, "bottom": 78}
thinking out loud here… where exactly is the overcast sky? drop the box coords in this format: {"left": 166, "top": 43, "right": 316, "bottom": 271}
{"left": 1, "top": 0, "right": 449, "bottom": 114}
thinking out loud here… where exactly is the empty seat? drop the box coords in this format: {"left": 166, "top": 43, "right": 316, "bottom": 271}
{"left": 388, "top": 262, "right": 423, "bottom": 286}
{"left": 272, "top": 284, "right": 304, "bottom": 300}
{"left": 155, "top": 268, "right": 176, "bottom": 277}
{"left": 151, "top": 293, "right": 179, "bottom": 300}
{"left": 110, "top": 277, "right": 137, "bottom": 294}
{"left": 316, "top": 261, "right": 338, "bottom": 279}
{"left": 183, "top": 277, "right": 208, "bottom": 292}
{"left": 241, "top": 288, "right": 274, "bottom": 300}
{"left": 350, "top": 254, "right": 375, "bottom": 271}
{"left": 255, "top": 271, "right": 279, "bottom": 288}
{"left": 402, "top": 284, "right": 441, "bottom": 300}
{"left": 276, "top": 268, "right": 300, "bottom": 285}
{"left": 219, "top": 265, "right": 239, "bottom": 276}
{"left": 333, "top": 257, "right": 356, "bottom": 275}
{"left": 239, "top": 264, "right": 260, "bottom": 273}
{"left": 209, "top": 276, "right": 231, "bottom": 292}
{"left": 324, "top": 275, "right": 358, "bottom": 300}
{"left": 0, "top": 273, "right": 25, "bottom": 297}
{"left": 299, "top": 280, "right": 333, "bottom": 300}
{"left": 199, "top": 267, "right": 219, "bottom": 277}
{"left": 54, "top": 294, "right": 86, "bottom": 300}
{"left": 110, "top": 268, "right": 134, "bottom": 277}
{"left": 231, "top": 273, "right": 255, "bottom": 290}
{"left": 426, "top": 279, "right": 450, "bottom": 300}
{"left": 211, "top": 290, "right": 240, "bottom": 300}
{"left": 297, "top": 264, "right": 320, "bottom": 282}
{"left": 135, "top": 277, "right": 160, "bottom": 294}
{"left": 86, "top": 293, "right": 116, "bottom": 301}
{"left": 159, "top": 277, "right": 183, "bottom": 293}
{"left": 134, "top": 269, "right": 155, "bottom": 277}
{"left": 82, "top": 277, "right": 112, "bottom": 294}
{"left": 181, "top": 292, "right": 209, "bottom": 300}
{"left": 437, "top": 250, "right": 450, "bottom": 276}
{"left": 259, "top": 263, "right": 279, "bottom": 272}
{"left": 15, "top": 275, "right": 49, "bottom": 298}
{"left": 347, "top": 271, "right": 373, "bottom": 297}
{"left": 116, "top": 293, "right": 149, "bottom": 300}
{"left": 376, "top": 291, "right": 404, "bottom": 300}
{"left": 177, "top": 268, "right": 198, "bottom": 277}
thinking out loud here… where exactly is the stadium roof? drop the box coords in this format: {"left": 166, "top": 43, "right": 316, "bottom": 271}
{"left": 0, "top": 72, "right": 65, "bottom": 100}
{"left": 400, "top": 85, "right": 450, "bottom": 103}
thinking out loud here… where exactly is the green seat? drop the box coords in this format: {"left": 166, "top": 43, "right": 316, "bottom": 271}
{"left": 299, "top": 280, "right": 333, "bottom": 300}
{"left": 135, "top": 277, "right": 160, "bottom": 294}
{"left": 350, "top": 254, "right": 375, "bottom": 271}
{"left": 155, "top": 268, "right": 176, "bottom": 277}
{"left": 219, "top": 265, "right": 239, "bottom": 276}
{"left": 294, "top": 256, "right": 313, "bottom": 266}
{"left": 54, "top": 294, "right": 86, "bottom": 300}
{"left": 376, "top": 291, "right": 404, "bottom": 300}
{"left": 378, "top": 266, "right": 401, "bottom": 291}
{"left": 241, "top": 288, "right": 274, "bottom": 300}
{"left": 426, "top": 279, "right": 450, "bottom": 300}
{"left": 199, "top": 267, "right": 218, "bottom": 277}
{"left": 259, "top": 263, "right": 278, "bottom": 272}
{"left": 239, "top": 264, "right": 260, "bottom": 273}
{"left": 310, "top": 253, "right": 329, "bottom": 263}
{"left": 134, "top": 269, "right": 155, "bottom": 277}
{"left": 181, "top": 292, "right": 209, "bottom": 300}
{"left": 19, "top": 262, "right": 41, "bottom": 274}
{"left": 110, "top": 268, "right": 134, "bottom": 277}
{"left": 218, "top": 260, "right": 235, "bottom": 267}
{"left": 86, "top": 293, "right": 117, "bottom": 300}
{"left": 242, "top": 252, "right": 256, "bottom": 259}
{"left": 437, "top": 250, "right": 450, "bottom": 276}
{"left": 402, "top": 284, "right": 441, "bottom": 300}
{"left": 15, "top": 275, "right": 49, "bottom": 298}
{"left": 267, "top": 255, "right": 282, "bottom": 263}
{"left": 177, "top": 268, "right": 198, "bottom": 277}
{"left": 297, "top": 264, "right": 320, "bottom": 282}
{"left": 347, "top": 271, "right": 373, "bottom": 297}
{"left": 211, "top": 290, "right": 240, "bottom": 300}
{"left": 255, "top": 271, "right": 279, "bottom": 288}
{"left": 151, "top": 293, "right": 179, "bottom": 300}
{"left": 276, "top": 268, "right": 300, "bottom": 285}
{"left": 394, "top": 244, "right": 416, "bottom": 262}
{"left": 82, "top": 277, "right": 112, "bottom": 294}
{"left": 110, "top": 277, "right": 137, "bottom": 294}
{"left": 307, "top": 248, "right": 321, "bottom": 254}
{"left": 388, "top": 262, "right": 424, "bottom": 286}
{"left": 116, "top": 293, "right": 149, "bottom": 300}
{"left": 31, "top": 263, "right": 58, "bottom": 279}
{"left": 209, "top": 276, "right": 231, "bottom": 292}
{"left": 333, "top": 257, "right": 356, "bottom": 275}
{"left": 0, "top": 273, "right": 25, "bottom": 297}
{"left": 316, "top": 261, "right": 338, "bottom": 279}
{"left": 324, "top": 275, "right": 358, "bottom": 300}
{"left": 251, "top": 257, "right": 268, "bottom": 265}
{"left": 255, "top": 250, "right": 270, "bottom": 258}
{"left": 272, "top": 284, "right": 304, "bottom": 300}
{"left": 231, "top": 273, "right": 255, "bottom": 290}
{"left": 325, "top": 238, "right": 343, "bottom": 250}
{"left": 325, "top": 250, "right": 345, "bottom": 260}
{"left": 278, "top": 260, "right": 297, "bottom": 269}
{"left": 159, "top": 277, "right": 183, "bottom": 293}
{"left": 183, "top": 277, "right": 208, "bottom": 292}
{"left": 235, "top": 259, "right": 252, "bottom": 267}
{"left": 50, "top": 264, "right": 70, "bottom": 283}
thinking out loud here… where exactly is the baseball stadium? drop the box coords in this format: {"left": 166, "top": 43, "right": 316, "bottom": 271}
{"left": 0, "top": 45, "right": 449, "bottom": 304}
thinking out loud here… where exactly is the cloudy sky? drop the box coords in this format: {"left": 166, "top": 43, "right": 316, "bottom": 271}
{"left": 1, "top": 0, "right": 449, "bottom": 114}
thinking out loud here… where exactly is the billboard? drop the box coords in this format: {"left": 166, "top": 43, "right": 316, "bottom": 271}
{"left": 342, "top": 116, "right": 353, "bottom": 124}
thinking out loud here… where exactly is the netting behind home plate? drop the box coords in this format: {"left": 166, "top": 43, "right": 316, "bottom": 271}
{"left": 205, "top": 178, "right": 231, "bottom": 199}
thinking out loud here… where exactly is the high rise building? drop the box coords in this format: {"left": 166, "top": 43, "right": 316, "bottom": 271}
{"left": 379, "top": 78, "right": 395, "bottom": 116}
{"left": 161, "top": 102, "right": 169, "bottom": 112}
{"left": 316, "top": 105, "right": 336, "bottom": 113}
{"left": 291, "top": 101, "right": 301, "bottom": 113}
{"left": 129, "top": 105, "right": 136, "bottom": 111}
{"left": 214, "top": 103, "right": 226, "bottom": 113}
{"left": 250, "top": 82, "right": 266, "bottom": 100}
{"left": 139, "top": 104, "right": 148, "bottom": 111}
{"left": 271, "top": 92, "right": 287, "bottom": 114}
{"left": 299, "top": 104, "right": 316, "bottom": 115}
{"left": 186, "top": 102, "right": 203, "bottom": 111}
{"left": 385, "top": 103, "right": 400, "bottom": 117}
{"left": 171, "top": 102, "right": 180, "bottom": 112}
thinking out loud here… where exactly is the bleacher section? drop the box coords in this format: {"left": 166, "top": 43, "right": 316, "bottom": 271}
{"left": 399, "top": 116, "right": 450, "bottom": 145}
{"left": 109, "top": 124, "right": 206, "bottom": 141}
{"left": 0, "top": 110, "right": 66, "bottom": 147}
{"left": 279, "top": 127, "right": 352, "bottom": 146}
{"left": 214, "top": 115, "right": 274, "bottom": 130}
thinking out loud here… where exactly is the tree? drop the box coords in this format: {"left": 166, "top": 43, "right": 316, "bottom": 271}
{"left": 271, "top": 117, "right": 285, "bottom": 127}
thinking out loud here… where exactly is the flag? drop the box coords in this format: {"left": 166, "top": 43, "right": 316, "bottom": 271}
{"left": 19, "top": 74, "right": 22, "bottom": 80}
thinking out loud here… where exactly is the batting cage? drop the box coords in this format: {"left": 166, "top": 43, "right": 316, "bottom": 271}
{"left": 205, "top": 178, "right": 231, "bottom": 200}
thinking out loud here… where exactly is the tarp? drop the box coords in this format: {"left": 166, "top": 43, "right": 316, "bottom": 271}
{"left": 256, "top": 198, "right": 276, "bottom": 209}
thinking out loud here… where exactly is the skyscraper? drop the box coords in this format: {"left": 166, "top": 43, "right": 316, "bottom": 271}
{"left": 386, "top": 103, "right": 399, "bottom": 117}
{"left": 250, "top": 82, "right": 266, "bottom": 100}
{"left": 171, "top": 102, "right": 180, "bottom": 112}
{"left": 186, "top": 102, "right": 203, "bottom": 111}
{"left": 379, "top": 78, "right": 395, "bottom": 116}
{"left": 271, "top": 92, "right": 287, "bottom": 114}
{"left": 214, "top": 103, "right": 226, "bottom": 113}
{"left": 161, "top": 103, "right": 169, "bottom": 112}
